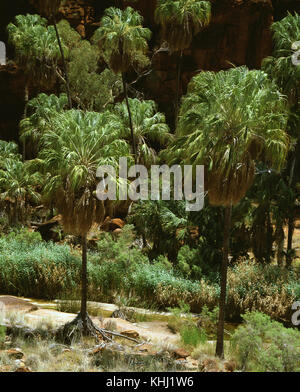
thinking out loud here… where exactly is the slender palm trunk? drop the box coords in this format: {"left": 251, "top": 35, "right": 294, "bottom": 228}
{"left": 286, "top": 149, "right": 297, "bottom": 267}
{"left": 22, "top": 83, "right": 29, "bottom": 161}
{"left": 266, "top": 210, "right": 273, "bottom": 264}
{"left": 175, "top": 50, "right": 183, "bottom": 125}
{"left": 215, "top": 204, "right": 232, "bottom": 359}
{"left": 80, "top": 234, "right": 88, "bottom": 333}
{"left": 122, "top": 73, "right": 137, "bottom": 163}
{"left": 286, "top": 217, "right": 295, "bottom": 268}
{"left": 275, "top": 223, "right": 284, "bottom": 267}
{"left": 52, "top": 16, "right": 72, "bottom": 109}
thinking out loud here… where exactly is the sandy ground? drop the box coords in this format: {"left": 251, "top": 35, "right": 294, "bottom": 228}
{"left": 0, "top": 295, "right": 179, "bottom": 345}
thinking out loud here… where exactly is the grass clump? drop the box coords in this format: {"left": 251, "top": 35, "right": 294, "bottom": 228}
{"left": 167, "top": 301, "right": 207, "bottom": 348}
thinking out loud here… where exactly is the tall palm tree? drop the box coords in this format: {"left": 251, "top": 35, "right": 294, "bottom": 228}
{"left": 7, "top": 14, "right": 65, "bottom": 159}
{"left": 35, "top": 0, "right": 72, "bottom": 109}
{"left": 166, "top": 66, "right": 289, "bottom": 358}
{"left": 93, "top": 7, "right": 152, "bottom": 162}
{"left": 38, "top": 109, "right": 132, "bottom": 336}
{"left": 113, "top": 98, "right": 172, "bottom": 165}
{"left": 262, "top": 12, "right": 300, "bottom": 267}
{"left": 155, "top": 0, "right": 211, "bottom": 120}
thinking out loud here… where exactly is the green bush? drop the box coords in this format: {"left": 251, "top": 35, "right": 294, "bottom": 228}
{"left": 180, "top": 324, "right": 207, "bottom": 347}
{"left": 176, "top": 245, "right": 202, "bottom": 280}
{"left": 230, "top": 311, "right": 300, "bottom": 371}
{"left": 0, "top": 230, "right": 81, "bottom": 299}
{"left": 167, "top": 301, "right": 207, "bottom": 347}
{"left": 0, "top": 326, "right": 6, "bottom": 346}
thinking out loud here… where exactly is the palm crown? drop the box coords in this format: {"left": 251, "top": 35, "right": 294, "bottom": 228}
{"left": 262, "top": 12, "right": 300, "bottom": 100}
{"left": 155, "top": 0, "right": 211, "bottom": 52}
{"left": 0, "top": 143, "right": 42, "bottom": 224}
{"left": 93, "top": 7, "right": 152, "bottom": 74}
{"left": 38, "top": 109, "right": 132, "bottom": 236}
{"left": 7, "top": 14, "right": 64, "bottom": 86}
{"left": 113, "top": 98, "right": 172, "bottom": 165}
{"left": 20, "top": 93, "right": 68, "bottom": 147}
{"left": 167, "top": 66, "right": 289, "bottom": 206}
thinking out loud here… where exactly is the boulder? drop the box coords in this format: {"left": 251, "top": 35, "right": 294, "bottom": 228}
{"left": 120, "top": 330, "right": 140, "bottom": 339}
{"left": 172, "top": 348, "right": 190, "bottom": 359}
{"left": 5, "top": 348, "right": 24, "bottom": 360}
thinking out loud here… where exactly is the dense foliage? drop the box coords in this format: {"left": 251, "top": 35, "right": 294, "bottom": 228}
{"left": 1, "top": 2, "right": 300, "bottom": 364}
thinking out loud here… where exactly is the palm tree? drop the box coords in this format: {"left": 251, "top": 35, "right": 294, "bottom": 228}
{"left": 0, "top": 155, "right": 42, "bottom": 226}
{"left": 113, "top": 98, "right": 172, "bottom": 165}
{"left": 20, "top": 93, "right": 68, "bottom": 155}
{"left": 155, "top": 0, "right": 211, "bottom": 119}
{"left": 7, "top": 14, "right": 65, "bottom": 159}
{"left": 93, "top": 7, "right": 152, "bottom": 162}
{"left": 166, "top": 66, "right": 289, "bottom": 358}
{"left": 262, "top": 12, "right": 300, "bottom": 267}
{"left": 37, "top": 109, "right": 132, "bottom": 337}
{"left": 35, "top": 0, "right": 72, "bottom": 109}
{"left": 0, "top": 141, "right": 21, "bottom": 166}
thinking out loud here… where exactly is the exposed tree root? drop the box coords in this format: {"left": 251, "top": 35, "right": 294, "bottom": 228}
{"left": 2, "top": 313, "right": 140, "bottom": 345}
{"left": 55, "top": 312, "right": 111, "bottom": 344}
{"left": 55, "top": 312, "right": 139, "bottom": 345}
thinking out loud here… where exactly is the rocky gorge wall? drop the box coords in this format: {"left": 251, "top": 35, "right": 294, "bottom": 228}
{"left": 1, "top": 0, "right": 300, "bottom": 142}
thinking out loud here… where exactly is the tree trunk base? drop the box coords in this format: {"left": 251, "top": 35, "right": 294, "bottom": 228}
{"left": 55, "top": 312, "right": 112, "bottom": 345}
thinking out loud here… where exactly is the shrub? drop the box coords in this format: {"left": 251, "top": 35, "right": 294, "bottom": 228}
{"left": 167, "top": 301, "right": 207, "bottom": 347}
{"left": 176, "top": 245, "right": 202, "bottom": 279}
{"left": 0, "top": 230, "right": 81, "bottom": 299}
{"left": 0, "top": 326, "right": 6, "bottom": 346}
{"left": 180, "top": 324, "right": 207, "bottom": 347}
{"left": 230, "top": 311, "right": 300, "bottom": 371}
{"left": 226, "top": 261, "right": 299, "bottom": 321}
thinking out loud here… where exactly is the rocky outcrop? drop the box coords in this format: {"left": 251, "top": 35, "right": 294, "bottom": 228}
{"left": 1, "top": 0, "right": 300, "bottom": 141}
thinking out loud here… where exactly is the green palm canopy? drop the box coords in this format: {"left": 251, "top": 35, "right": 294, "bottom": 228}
{"left": 7, "top": 14, "right": 63, "bottom": 89}
{"left": 155, "top": 0, "right": 211, "bottom": 53}
{"left": 169, "top": 66, "right": 289, "bottom": 207}
{"left": 0, "top": 143, "right": 42, "bottom": 225}
{"left": 262, "top": 12, "right": 300, "bottom": 100}
{"left": 38, "top": 109, "right": 132, "bottom": 237}
{"left": 93, "top": 7, "right": 152, "bottom": 162}
{"left": 113, "top": 98, "right": 172, "bottom": 166}
{"left": 93, "top": 6, "right": 152, "bottom": 74}
{"left": 20, "top": 93, "right": 68, "bottom": 150}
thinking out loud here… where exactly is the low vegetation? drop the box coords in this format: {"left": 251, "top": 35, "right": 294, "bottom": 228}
{"left": 0, "top": 228, "right": 299, "bottom": 325}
